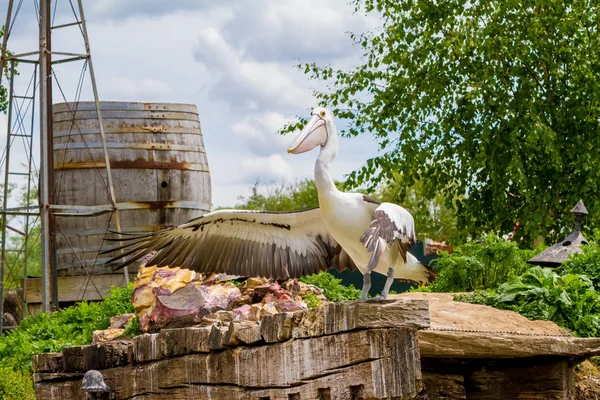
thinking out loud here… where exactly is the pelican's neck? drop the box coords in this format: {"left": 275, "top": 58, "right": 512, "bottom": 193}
{"left": 314, "top": 120, "right": 340, "bottom": 198}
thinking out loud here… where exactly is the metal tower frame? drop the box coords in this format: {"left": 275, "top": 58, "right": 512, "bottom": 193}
{"left": 0, "top": 0, "right": 126, "bottom": 333}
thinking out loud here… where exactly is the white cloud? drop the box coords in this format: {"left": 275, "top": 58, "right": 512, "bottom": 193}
{"left": 102, "top": 77, "right": 171, "bottom": 101}
{"left": 230, "top": 112, "right": 295, "bottom": 156}
{"left": 238, "top": 154, "right": 294, "bottom": 184}
{"left": 194, "top": 27, "right": 313, "bottom": 110}
{"left": 221, "top": 0, "right": 375, "bottom": 63}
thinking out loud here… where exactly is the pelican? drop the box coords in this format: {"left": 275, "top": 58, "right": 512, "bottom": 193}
{"left": 108, "top": 107, "right": 434, "bottom": 300}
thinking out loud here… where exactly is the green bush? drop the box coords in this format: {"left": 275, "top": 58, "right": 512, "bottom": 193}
{"left": 0, "top": 367, "right": 35, "bottom": 400}
{"left": 300, "top": 272, "right": 361, "bottom": 302}
{"left": 457, "top": 267, "right": 600, "bottom": 337}
{"left": 123, "top": 316, "right": 142, "bottom": 337}
{"left": 0, "top": 283, "right": 134, "bottom": 398}
{"left": 302, "top": 292, "right": 322, "bottom": 308}
{"left": 562, "top": 241, "right": 600, "bottom": 288}
{"left": 420, "top": 233, "right": 539, "bottom": 292}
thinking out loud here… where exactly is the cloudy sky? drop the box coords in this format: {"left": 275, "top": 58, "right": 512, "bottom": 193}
{"left": 2, "top": 0, "right": 380, "bottom": 208}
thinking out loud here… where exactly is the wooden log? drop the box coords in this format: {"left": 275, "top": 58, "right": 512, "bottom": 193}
{"left": 34, "top": 328, "right": 421, "bottom": 400}
{"left": 157, "top": 326, "right": 211, "bottom": 358}
{"left": 35, "top": 378, "right": 82, "bottom": 400}
{"left": 261, "top": 298, "right": 430, "bottom": 343}
{"left": 261, "top": 311, "right": 294, "bottom": 343}
{"left": 422, "top": 372, "right": 466, "bottom": 400}
{"left": 62, "top": 346, "right": 85, "bottom": 372}
{"left": 82, "top": 341, "right": 133, "bottom": 371}
{"left": 208, "top": 325, "right": 229, "bottom": 350}
{"left": 133, "top": 333, "right": 160, "bottom": 363}
{"left": 32, "top": 352, "right": 63, "bottom": 373}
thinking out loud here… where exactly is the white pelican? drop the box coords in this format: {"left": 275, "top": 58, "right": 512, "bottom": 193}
{"left": 108, "top": 107, "right": 434, "bottom": 300}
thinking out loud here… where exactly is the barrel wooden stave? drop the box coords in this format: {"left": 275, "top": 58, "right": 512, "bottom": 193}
{"left": 52, "top": 102, "right": 211, "bottom": 276}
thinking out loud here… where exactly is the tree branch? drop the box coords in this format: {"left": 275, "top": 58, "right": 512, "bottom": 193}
{"left": 522, "top": 62, "right": 545, "bottom": 92}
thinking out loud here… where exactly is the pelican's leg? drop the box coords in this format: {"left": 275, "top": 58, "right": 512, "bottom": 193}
{"left": 381, "top": 267, "right": 395, "bottom": 299}
{"left": 360, "top": 272, "right": 371, "bottom": 301}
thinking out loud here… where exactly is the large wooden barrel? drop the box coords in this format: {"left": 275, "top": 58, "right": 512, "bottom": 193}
{"left": 52, "top": 102, "right": 211, "bottom": 277}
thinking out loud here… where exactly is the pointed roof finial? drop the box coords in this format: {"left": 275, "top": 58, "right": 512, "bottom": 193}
{"left": 572, "top": 199, "right": 588, "bottom": 216}
{"left": 572, "top": 199, "right": 588, "bottom": 232}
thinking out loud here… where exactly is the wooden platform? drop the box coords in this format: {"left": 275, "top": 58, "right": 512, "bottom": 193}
{"left": 33, "top": 298, "right": 430, "bottom": 399}
{"left": 26, "top": 274, "right": 130, "bottom": 313}
{"left": 396, "top": 293, "right": 600, "bottom": 399}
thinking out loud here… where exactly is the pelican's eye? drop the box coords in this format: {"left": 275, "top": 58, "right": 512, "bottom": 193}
{"left": 319, "top": 111, "right": 326, "bottom": 118}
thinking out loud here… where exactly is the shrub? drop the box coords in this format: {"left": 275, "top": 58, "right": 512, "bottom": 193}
{"left": 0, "top": 367, "right": 35, "bottom": 400}
{"left": 0, "top": 283, "right": 134, "bottom": 397}
{"left": 300, "top": 272, "right": 361, "bottom": 302}
{"left": 302, "top": 292, "right": 322, "bottom": 308}
{"left": 562, "top": 241, "right": 600, "bottom": 288}
{"left": 421, "top": 233, "right": 538, "bottom": 292}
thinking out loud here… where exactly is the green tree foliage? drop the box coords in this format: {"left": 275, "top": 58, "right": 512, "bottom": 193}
{"left": 376, "top": 172, "right": 461, "bottom": 243}
{"left": 1, "top": 186, "right": 42, "bottom": 287}
{"left": 232, "top": 179, "right": 341, "bottom": 211}
{"left": 0, "top": 26, "right": 9, "bottom": 113}
{"left": 295, "top": 0, "right": 600, "bottom": 246}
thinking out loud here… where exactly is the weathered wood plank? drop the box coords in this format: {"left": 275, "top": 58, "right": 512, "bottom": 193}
{"left": 419, "top": 330, "right": 600, "bottom": 358}
{"left": 26, "top": 274, "right": 128, "bottom": 303}
{"left": 421, "top": 356, "right": 573, "bottom": 400}
{"left": 422, "top": 372, "right": 467, "bottom": 399}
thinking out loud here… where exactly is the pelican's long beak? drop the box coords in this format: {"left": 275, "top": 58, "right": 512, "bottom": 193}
{"left": 287, "top": 115, "right": 327, "bottom": 154}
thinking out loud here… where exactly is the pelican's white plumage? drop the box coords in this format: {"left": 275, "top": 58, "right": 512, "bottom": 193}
{"left": 109, "top": 107, "right": 434, "bottom": 299}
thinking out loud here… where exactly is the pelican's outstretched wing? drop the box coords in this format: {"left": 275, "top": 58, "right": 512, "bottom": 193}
{"left": 105, "top": 208, "right": 356, "bottom": 280}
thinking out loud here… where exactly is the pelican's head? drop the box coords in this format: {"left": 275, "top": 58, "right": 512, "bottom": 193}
{"left": 287, "top": 107, "right": 331, "bottom": 154}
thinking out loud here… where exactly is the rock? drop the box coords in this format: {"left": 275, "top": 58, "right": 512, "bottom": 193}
{"left": 262, "top": 293, "right": 277, "bottom": 304}
{"left": 255, "top": 282, "right": 281, "bottom": 295}
{"left": 284, "top": 279, "right": 302, "bottom": 298}
{"left": 92, "top": 328, "right": 125, "bottom": 344}
{"left": 131, "top": 266, "right": 330, "bottom": 333}
{"left": 262, "top": 302, "right": 278, "bottom": 316}
{"left": 232, "top": 294, "right": 252, "bottom": 308}
{"left": 140, "top": 282, "right": 241, "bottom": 331}
{"left": 109, "top": 313, "right": 136, "bottom": 329}
{"left": 276, "top": 300, "right": 307, "bottom": 313}
{"left": 132, "top": 265, "right": 202, "bottom": 322}
{"left": 3, "top": 312, "right": 17, "bottom": 327}
{"left": 239, "top": 277, "right": 270, "bottom": 294}
{"left": 248, "top": 304, "right": 262, "bottom": 321}
{"left": 225, "top": 321, "right": 262, "bottom": 345}
{"left": 232, "top": 304, "right": 252, "bottom": 321}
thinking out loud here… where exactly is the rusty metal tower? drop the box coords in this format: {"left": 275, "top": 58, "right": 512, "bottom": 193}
{"left": 0, "top": 0, "right": 125, "bottom": 332}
